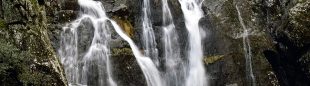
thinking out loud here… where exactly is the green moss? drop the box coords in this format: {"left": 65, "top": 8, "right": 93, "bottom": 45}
{"left": 204, "top": 55, "right": 225, "bottom": 65}
{"left": 29, "top": 0, "right": 44, "bottom": 14}
{"left": 0, "top": 39, "right": 32, "bottom": 85}
{"left": 30, "top": 0, "right": 38, "bottom": 5}
{"left": 0, "top": 19, "right": 6, "bottom": 28}
{"left": 1, "top": 0, "right": 66, "bottom": 85}
{"left": 0, "top": 37, "right": 60, "bottom": 86}
{"left": 112, "top": 48, "right": 133, "bottom": 57}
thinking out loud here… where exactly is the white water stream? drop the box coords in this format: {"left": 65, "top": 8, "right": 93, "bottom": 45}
{"left": 178, "top": 0, "right": 207, "bottom": 86}
{"left": 236, "top": 5, "right": 256, "bottom": 86}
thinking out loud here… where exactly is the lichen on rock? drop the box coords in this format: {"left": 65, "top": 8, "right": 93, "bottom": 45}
{"left": 204, "top": 55, "right": 225, "bottom": 65}
{"left": 0, "top": 0, "right": 67, "bottom": 85}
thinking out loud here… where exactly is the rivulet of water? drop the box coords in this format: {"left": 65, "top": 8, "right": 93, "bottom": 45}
{"left": 236, "top": 5, "right": 256, "bottom": 86}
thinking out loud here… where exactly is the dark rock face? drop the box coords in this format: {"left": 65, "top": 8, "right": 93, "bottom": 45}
{"left": 260, "top": 0, "right": 310, "bottom": 86}
{"left": 200, "top": 0, "right": 276, "bottom": 85}
{"left": 201, "top": 0, "right": 310, "bottom": 86}
{"left": 111, "top": 48, "right": 146, "bottom": 86}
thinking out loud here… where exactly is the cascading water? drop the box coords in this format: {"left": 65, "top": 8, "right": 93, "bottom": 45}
{"left": 59, "top": 0, "right": 117, "bottom": 85}
{"left": 142, "top": 0, "right": 159, "bottom": 66}
{"left": 59, "top": 0, "right": 163, "bottom": 86}
{"left": 178, "top": 0, "right": 207, "bottom": 86}
{"left": 161, "top": 0, "right": 183, "bottom": 86}
{"left": 59, "top": 19, "right": 79, "bottom": 85}
{"left": 236, "top": 5, "right": 256, "bottom": 86}
{"left": 110, "top": 20, "right": 163, "bottom": 86}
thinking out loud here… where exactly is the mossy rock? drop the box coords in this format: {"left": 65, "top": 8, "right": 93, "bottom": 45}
{"left": 1, "top": 0, "right": 67, "bottom": 85}
{"left": 0, "top": 38, "right": 57, "bottom": 86}
{"left": 288, "top": 1, "right": 310, "bottom": 46}
{"left": 0, "top": 19, "right": 6, "bottom": 28}
{"left": 204, "top": 55, "right": 225, "bottom": 65}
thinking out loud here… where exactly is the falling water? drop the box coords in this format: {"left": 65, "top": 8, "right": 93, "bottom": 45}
{"left": 142, "top": 0, "right": 159, "bottom": 66}
{"left": 59, "top": 19, "right": 79, "bottom": 85}
{"left": 236, "top": 5, "right": 256, "bottom": 86}
{"left": 178, "top": 0, "right": 207, "bottom": 86}
{"left": 59, "top": 0, "right": 117, "bottom": 86}
{"left": 59, "top": 0, "right": 163, "bottom": 86}
{"left": 161, "top": 0, "right": 183, "bottom": 86}
{"left": 110, "top": 20, "right": 163, "bottom": 86}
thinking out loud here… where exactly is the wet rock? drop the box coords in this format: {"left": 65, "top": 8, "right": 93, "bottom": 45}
{"left": 200, "top": 0, "right": 276, "bottom": 85}
{"left": 111, "top": 48, "right": 147, "bottom": 86}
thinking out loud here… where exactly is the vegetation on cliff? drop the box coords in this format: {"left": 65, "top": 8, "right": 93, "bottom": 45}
{"left": 0, "top": 0, "right": 66, "bottom": 85}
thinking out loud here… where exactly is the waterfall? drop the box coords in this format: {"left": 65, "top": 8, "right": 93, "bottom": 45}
{"left": 236, "top": 5, "right": 256, "bottom": 86}
{"left": 59, "top": 19, "right": 79, "bottom": 85}
{"left": 59, "top": 0, "right": 163, "bottom": 86}
{"left": 139, "top": 0, "right": 165, "bottom": 85}
{"left": 110, "top": 20, "right": 163, "bottom": 86}
{"left": 59, "top": 0, "right": 117, "bottom": 85}
{"left": 142, "top": 0, "right": 159, "bottom": 66}
{"left": 59, "top": 0, "right": 209, "bottom": 86}
{"left": 178, "top": 0, "right": 207, "bottom": 86}
{"left": 161, "top": 0, "right": 184, "bottom": 86}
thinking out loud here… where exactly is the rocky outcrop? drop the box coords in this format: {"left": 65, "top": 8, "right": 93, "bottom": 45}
{"left": 0, "top": 0, "right": 67, "bottom": 85}
{"left": 111, "top": 48, "right": 146, "bottom": 86}
{"left": 200, "top": 0, "right": 277, "bottom": 85}
{"left": 261, "top": 0, "right": 310, "bottom": 85}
